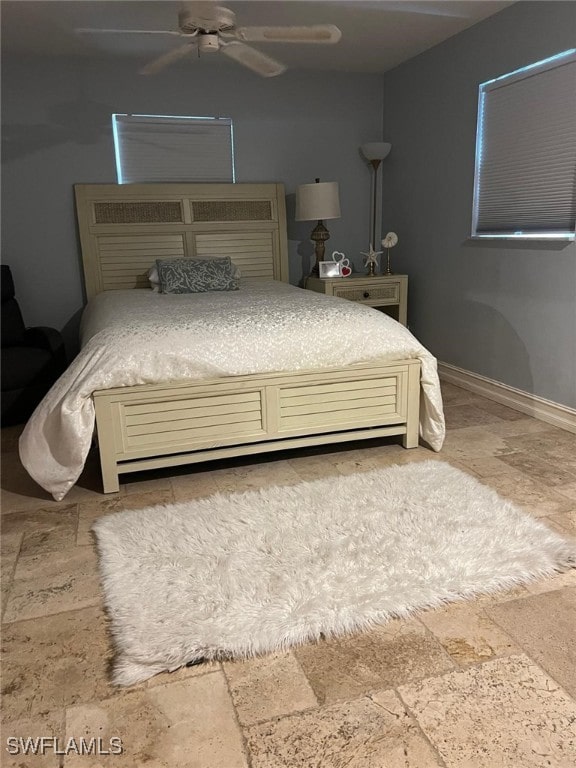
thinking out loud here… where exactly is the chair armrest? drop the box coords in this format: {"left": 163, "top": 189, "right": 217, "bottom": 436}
{"left": 24, "top": 326, "right": 66, "bottom": 362}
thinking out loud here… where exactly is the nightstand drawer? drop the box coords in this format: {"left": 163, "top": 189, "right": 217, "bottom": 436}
{"left": 333, "top": 282, "right": 400, "bottom": 305}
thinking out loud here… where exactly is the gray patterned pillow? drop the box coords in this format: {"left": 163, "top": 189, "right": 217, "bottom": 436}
{"left": 156, "top": 257, "right": 239, "bottom": 294}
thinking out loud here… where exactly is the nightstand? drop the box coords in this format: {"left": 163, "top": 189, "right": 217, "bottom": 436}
{"left": 305, "top": 274, "right": 408, "bottom": 326}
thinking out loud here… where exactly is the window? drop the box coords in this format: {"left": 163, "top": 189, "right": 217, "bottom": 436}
{"left": 112, "top": 114, "right": 235, "bottom": 184}
{"left": 472, "top": 49, "right": 576, "bottom": 240}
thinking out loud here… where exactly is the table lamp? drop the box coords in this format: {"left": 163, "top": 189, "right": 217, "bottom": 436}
{"left": 296, "top": 178, "right": 341, "bottom": 276}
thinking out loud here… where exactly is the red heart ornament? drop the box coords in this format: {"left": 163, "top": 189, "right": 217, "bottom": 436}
{"left": 341, "top": 265, "right": 352, "bottom": 277}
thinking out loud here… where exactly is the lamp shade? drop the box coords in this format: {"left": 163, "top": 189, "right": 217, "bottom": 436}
{"left": 295, "top": 180, "right": 340, "bottom": 222}
{"left": 360, "top": 142, "right": 392, "bottom": 162}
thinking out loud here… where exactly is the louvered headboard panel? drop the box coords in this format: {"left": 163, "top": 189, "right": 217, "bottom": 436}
{"left": 74, "top": 183, "right": 289, "bottom": 299}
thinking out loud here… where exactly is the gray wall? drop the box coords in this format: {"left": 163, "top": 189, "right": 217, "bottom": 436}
{"left": 1, "top": 54, "right": 383, "bottom": 349}
{"left": 381, "top": 1, "right": 576, "bottom": 408}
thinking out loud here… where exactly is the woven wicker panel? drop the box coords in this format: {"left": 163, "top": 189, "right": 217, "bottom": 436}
{"left": 94, "top": 201, "right": 183, "bottom": 224}
{"left": 192, "top": 200, "right": 272, "bottom": 222}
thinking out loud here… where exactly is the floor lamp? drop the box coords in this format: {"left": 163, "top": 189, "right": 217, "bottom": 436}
{"left": 296, "top": 178, "right": 341, "bottom": 276}
{"left": 360, "top": 142, "right": 392, "bottom": 251}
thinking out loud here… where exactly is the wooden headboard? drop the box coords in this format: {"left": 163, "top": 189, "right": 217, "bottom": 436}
{"left": 74, "top": 183, "right": 289, "bottom": 299}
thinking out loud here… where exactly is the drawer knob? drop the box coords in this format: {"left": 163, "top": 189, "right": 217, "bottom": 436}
{"left": 363, "top": 291, "right": 370, "bottom": 299}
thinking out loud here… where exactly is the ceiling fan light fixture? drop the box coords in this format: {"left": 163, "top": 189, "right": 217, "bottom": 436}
{"left": 198, "top": 33, "right": 220, "bottom": 53}
{"left": 178, "top": 5, "right": 235, "bottom": 35}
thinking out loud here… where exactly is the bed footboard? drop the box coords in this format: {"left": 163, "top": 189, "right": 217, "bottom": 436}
{"left": 93, "top": 360, "right": 421, "bottom": 493}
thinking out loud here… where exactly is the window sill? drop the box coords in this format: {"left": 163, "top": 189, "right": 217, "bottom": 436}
{"left": 464, "top": 236, "right": 574, "bottom": 251}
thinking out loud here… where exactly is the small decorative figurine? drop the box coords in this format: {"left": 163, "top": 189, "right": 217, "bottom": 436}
{"left": 361, "top": 244, "right": 383, "bottom": 277}
{"left": 332, "top": 251, "right": 352, "bottom": 277}
{"left": 381, "top": 232, "right": 398, "bottom": 275}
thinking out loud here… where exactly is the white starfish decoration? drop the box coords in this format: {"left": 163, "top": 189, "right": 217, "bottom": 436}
{"left": 361, "top": 243, "right": 383, "bottom": 266}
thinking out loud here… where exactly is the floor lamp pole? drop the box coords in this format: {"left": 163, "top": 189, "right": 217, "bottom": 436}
{"left": 370, "top": 158, "right": 382, "bottom": 248}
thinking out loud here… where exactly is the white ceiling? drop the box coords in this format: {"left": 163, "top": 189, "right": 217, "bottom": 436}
{"left": 2, "top": 0, "right": 514, "bottom": 74}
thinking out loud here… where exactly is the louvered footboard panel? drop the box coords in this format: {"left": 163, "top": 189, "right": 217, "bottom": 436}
{"left": 278, "top": 376, "right": 402, "bottom": 432}
{"left": 93, "top": 360, "right": 421, "bottom": 492}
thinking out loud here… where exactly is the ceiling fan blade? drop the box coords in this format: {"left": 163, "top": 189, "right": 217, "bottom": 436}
{"left": 383, "top": 2, "right": 469, "bottom": 18}
{"left": 76, "top": 27, "right": 182, "bottom": 36}
{"left": 235, "top": 25, "right": 341, "bottom": 44}
{"left": 140, "top": 44, "right": 195, "bottom": 75}
{"left": 221, "top": 41, "right": 286, "bottom": 78}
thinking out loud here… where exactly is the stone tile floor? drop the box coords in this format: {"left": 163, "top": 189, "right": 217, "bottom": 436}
{"left": 1, "top": 382, "right": 576, "bottom": 767}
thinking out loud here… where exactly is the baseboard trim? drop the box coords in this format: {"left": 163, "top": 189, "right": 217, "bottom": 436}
{"left": 438, "top": 362, "right": 576, "bottom": 434}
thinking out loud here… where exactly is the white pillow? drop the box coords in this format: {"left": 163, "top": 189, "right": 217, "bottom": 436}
{"left": 148, "top": 265, "right": 160, "bottom": 292}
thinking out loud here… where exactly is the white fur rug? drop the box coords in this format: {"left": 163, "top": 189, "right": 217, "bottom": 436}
{"left": 92, "top": 460, "right": 576, "bottom": 686}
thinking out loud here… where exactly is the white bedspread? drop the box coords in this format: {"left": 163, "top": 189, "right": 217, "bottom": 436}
{"left": 19, "top": 281, "right": 445, "bottom": 500}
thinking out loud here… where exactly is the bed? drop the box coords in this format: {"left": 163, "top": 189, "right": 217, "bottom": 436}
{"left": 19, "top": 182, "right": 444, "bottom": 500}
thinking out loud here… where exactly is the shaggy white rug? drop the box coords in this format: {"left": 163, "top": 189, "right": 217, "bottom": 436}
{"left": 92, "top": 460, "right": 576, "bottom": 686}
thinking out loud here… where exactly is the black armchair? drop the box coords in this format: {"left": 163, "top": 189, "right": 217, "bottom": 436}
{"left": 1, "top": 265, "right": 67, "bottom": 426}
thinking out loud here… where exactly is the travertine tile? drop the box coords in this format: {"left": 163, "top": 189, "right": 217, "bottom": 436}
{"left": 124, "top": 474, "right": 174, "bottom": 494}
{"left": 288, "top": 451, "right": 348, "bottom": 482}
{"left": 486, "top": 419, "right": 560, "bottom": 438}
{"left": 4, "top": 546, "right": 101, "bottom": 622}
{"left": 1, "top": 529, "right": 22, "bottom": 575}
{"left": 2, "top": 505, "right": 79, "bottom": 559}
{"left": 246, "top": 692, "right": 444, "bottom": 768}
{"left": 399, "top": 654, "right": 576, "bottom": 768}
{"left": 143, "top": 659, "right": 222, "bottom": 688}
{"left": 1, "top": 709, "right": 65, "bottom": 768}
{"left": 294, "top": 619, "right": 454, "bottom": 705}
{"left": 332, "top": 452, "right": 382, "bottom": 476}
{"left": 350, "top": 443, "right": 422, "bottom": 470}
{"left": 76, "top": 499, "right": 126, "bottom": 547}
{"left": 556, "top": 482, "right": 576, "bottom": 502}
{"left": 214, "top": 459, "right": 302, "bottom": 494}
{"left": 1, "top": 530, "right": 22, "bottom": 618}
{"left": 487, "top": 587, "right": 576, "bottom": 697}
{"left": 1, "top": 453, "right": 59, "bottom": 513}
{"left": 443, "top": 403, "right": 506, "bottom": 430}
{"left": 419, "top": 601, "right": 519, "bottom": 666}
{"left": 481, "top": 470, "right": 574, "bottom": 517}
{"left": 1, "top": 606, "right": 115, "bottom": 720}
{"left": 170, "top": 470, "right": 223, "bottom": 502}
{"left": 440, "top": 426, "right": 513, "bottom": 460}
{"left": 502, "top": 428, "right": 576, "bottom": 457}
{"left": 224, "top": 652, "right": 317, "bottom": 726}
{"left": 548, "top": 509, "right": 576, "bottom": 535}
{"left": 439, "top": 382, "right": 475, "bottom": 405}
{"left": 64, "top": 672, "right": 248, "bottom": 767}
{"left": 522, "top": 567, "right": 576, "bottom": 594}
{"left": 459, "top": 455, "right": 527, "bottom": 478}
{"left": 76, "top": 488, "right": 174, "bottom": 546}
{"left": 2, "top": 503, "right": 77, "bottom": 536}
{"left": 466, "top": 397, "right": 527, "bottom": 422}
{"left": 497, "top": 451, "right": 576, "bottom": 487}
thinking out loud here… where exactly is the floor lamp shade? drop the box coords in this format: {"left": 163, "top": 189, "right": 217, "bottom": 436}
{"left": 296, "top": 179, "right": 341, "bottom": 276}
{"left": 360, "top": 142, "right": 392, "bottom": 163}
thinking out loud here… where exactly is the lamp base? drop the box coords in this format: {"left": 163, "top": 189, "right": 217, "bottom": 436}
{"left": 309, "top": 220, "right": 330, "bottom": 276}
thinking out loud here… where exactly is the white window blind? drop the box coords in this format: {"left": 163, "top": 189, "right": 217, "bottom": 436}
{"left": 472, "top": 49, "right": 576, "bottom": 239}
{"left": 112, "top": 114, "right": 234, "bottom": 184}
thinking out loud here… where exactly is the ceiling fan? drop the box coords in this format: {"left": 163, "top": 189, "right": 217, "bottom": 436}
{"left": 77, "top": 2, "right": 342, "bottom": 78}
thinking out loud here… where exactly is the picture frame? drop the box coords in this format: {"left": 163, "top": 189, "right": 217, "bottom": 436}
{"left": 319, "top": 261, "right": 341, "bottom": 278}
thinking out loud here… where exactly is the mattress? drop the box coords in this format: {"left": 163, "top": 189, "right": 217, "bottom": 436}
{"left": 19, "top": 280, "right": 445, "bottom": 500}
